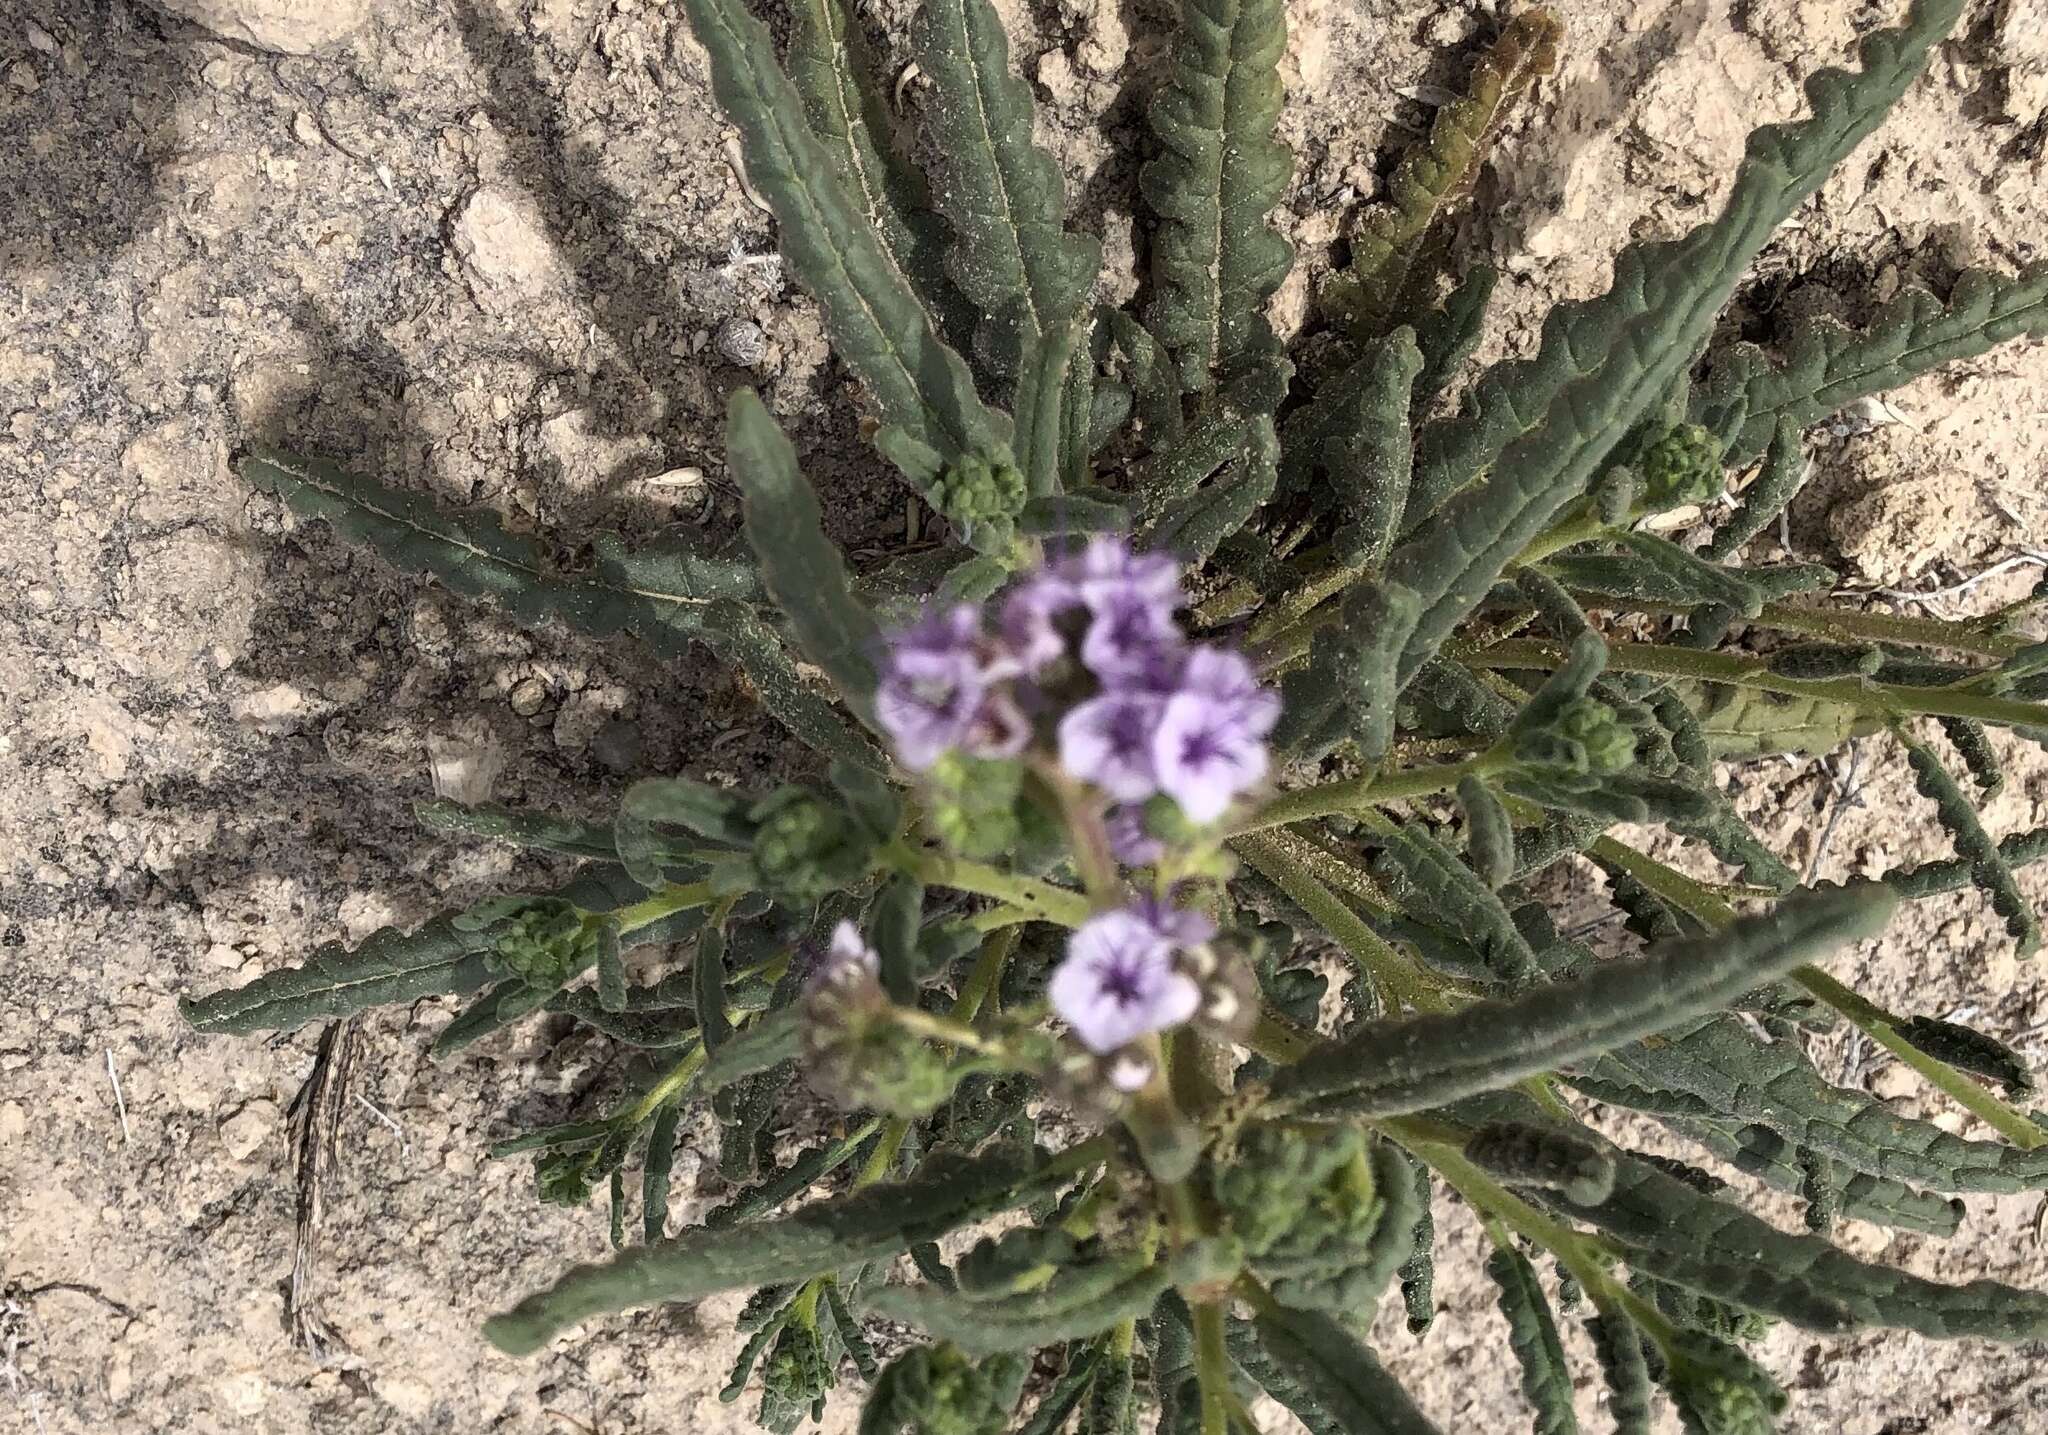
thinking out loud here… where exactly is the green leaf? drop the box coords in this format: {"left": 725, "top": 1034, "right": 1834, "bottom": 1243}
{"left": 1147, "top": 415, "right": 1280, "bottom": 566}
{"left": 727, "top": 389, "right": 885, "bottom": 715}
{"left": 615, "top": 776, "right": 751, "bottom": 886}
{"left": 180, "top": 880, "right": 587, "bottom": 1037}
{"left": 1557, "top": 1135, "right": 2048, "bottom": 1340}
{"left": 862, "top": 1254, "right": 1173, "bottom": 1356}
{"left": 1701, "top": 418, "right": 1806, "bottom": 560}
{"left": 1586, "top": 1315, "right": 1656, "bottom": 1435}
{"left": 1697, "top": 264, "right": 2048, "bottom": 466}
{"left": 1142, "top": 0, "right": 1294, "bottom": 391}
{"left": 1014, "top": 317, "right": 1086, "bottom": 498}
{"left": 1485, "top": 1246, "right": 1582, "bottom": 1435}
{"left": 1243, "top": 1305, "right": 1444, "bottom": 1435}
{"left": 1368, "top": 815, "right": 1541, "bottom": 985}
{"left": 1900, "top": 729, "right": 2040, "bottom": 954}
{"left": 485, "top": 1143, "right": 1053, "bottom": 1354}
{"left": 911, "top": 0, "right": 1100, "bottom": 379}
{"left": 694, "top": 921, "right": 732, "bottom": 1055}
{"left": 1466, "top": 1121, "right": 1615, "bottom": 1206}
{"left": 1457, "top": 776, "right": 1515, "bottom": 890}
{"left": 416, "top": 799, "right": 619, "bottom": 862}
{"left": 1660, "top": 1113, "right": 1963, "bottom": 1238}
{"left": 785, "top": 0, "right": 971, "bottom": 359}
{"left": 1412, "top": 264, "right": 1499, "bottom": 404}
{"left": 679, "top": 0, "right": 1008, "bottom": 461}
{"left": 1386, "top": 0, "right": 1963, "bottom": 680}
{"left": 702, "top": 1004, "right": 804, "bottom": 1094}
{"left": 642, "top": 1102, "right": 682, "bottom": 1244}
{"left": 1546, "top": 533, "right": 1764, "bottom": 619}
{"left": 1271, "top": 884, "right": 1897, "bottom": 1113}
{"left": 1683, "top": 681, "right": 1877, "bottom": 759}
{"left": 1325, "top": 11, "right": 1561, "bottom": 339}
{"left": 1016, "top": 1346, "right": 1105, "bottom": 1435}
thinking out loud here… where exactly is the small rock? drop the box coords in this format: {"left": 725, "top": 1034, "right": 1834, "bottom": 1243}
{"left": 452, "top": 187, "right": 558, "bottom": 292}
{"left": 205, "top": 943, "right": 245, "bottom": 969}
{"left": 715, "top": 317, "right": 767, "bottom": 367}
{"left": 427, "top": 719, "right": 506, "bottom": 804}
{"left": 0, "top": 1101, "right": 28, "bottom": 1142}
{"left": 508, "top": 676, "right": 549, "bottom": 717}
{"left": 219, "top": 1100, "right": 279, "bottom": 1161}
{"left": 152, "top": 0, "right": 369, "bottom": 54}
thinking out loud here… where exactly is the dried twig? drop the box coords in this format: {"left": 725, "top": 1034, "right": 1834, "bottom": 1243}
{"left": 286, "top": 1019, "right": 361, "bottom": 1363}
{"left": 104, "top": 1049, "right": 131, "bottom": 1147}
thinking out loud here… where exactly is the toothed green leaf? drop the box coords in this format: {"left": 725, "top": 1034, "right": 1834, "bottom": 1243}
{"left": 1900, "top": 728, "right": 2040, "bottom": 954}
{"left": 1484, "top": 1246, "right": 1582, "bottom": 1435}
{"left": 1587, "top": 1315, "right": 1656, "bottom": 1435}
{"left": 1142, "top": 0, "right": 1294, "bottom": 391}
{"left": 485, "top": 1143, "right": 1052, "bottom": 1354}
{"left": 1326, "top": 11, "right": 1561, "bottom": 339}
{"left": 1243, "top": 1305, "right": 1445, "bottom": 1435}
{"left": 1698, "top": 264, "right": 2048, "bottom": 466}
{"left": 1273, "top": 884, "right": 1896, "bottom": 1113}
{"left": 680, "top": 0, "right": 1009, "bottom": 461}
{"left": 863, "top": 1254, "right": 1174, "bottom": 1356}
{"left": 1386, "top": 0, "right": 1963, "bottom": 678}
{"left": 912, "top": 0, "right": 1100, "bottom": 379}
{"left": 727, "top": 389, "right": 886, "bottom": 715}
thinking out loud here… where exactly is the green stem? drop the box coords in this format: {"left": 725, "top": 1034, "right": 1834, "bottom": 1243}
{"left": 1563, "top": 590, "right": 2026, "bottom": 661}
{"left": 1591, "top": 835, "right": 2048, "bottom": 1149}
{"left": 1458, "top": 636, "right": 2048, "bottom": 728}
{"left": 625, "top": 1040, "right": 709, "bottom": 1126}
{"left": 952, "top": 926, "right": 1020, "bottom": 1025}
{"left": 1229, "top": 751, "right": 1500, "bottom": 834}
{"left": 1232, "top": 832, "right": 1445, "bottom": 1012}
{"left": 1192, "top": 1299, "right": 1233, "bottom": 1435}
{"left": 885, "top": 842, "right": 1092, "bottom": 927}
{"left": 853, "top": 1119, "right": 909, "bottom": 1188}
{"left": 1383, "top": 1115, "right": 1685, "bottom": 1360}
{"left": 612, "top": 880, "right": 720, "bottom": 936}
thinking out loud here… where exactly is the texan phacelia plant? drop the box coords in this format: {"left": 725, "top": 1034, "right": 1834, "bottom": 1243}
{"left": 182, "top": 0, "right": 2048, "bottom": 1430}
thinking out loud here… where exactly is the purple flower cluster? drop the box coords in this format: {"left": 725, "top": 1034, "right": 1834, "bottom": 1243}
{"left": 1048, "top": 899, "right": 1217, "bottom": 1063}
{"left": 873, "top": 537, "right": 1280, "bottom": 827}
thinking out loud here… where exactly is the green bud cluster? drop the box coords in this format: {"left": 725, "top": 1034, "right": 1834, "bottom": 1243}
{"left": 749, "top": 786, "right": 877, "bottom": 904}
{"left": 923, "top": 754, "right": 1029, "bottom": 860}
{"left": 1208, "top": 1124, "right": 1389, "bottom": 1310}
{"left": 1640, "top": 422, "right": 1724, "bottom": 508}
{"left": 533, "top": 1146, "right": 597, "bottom": 1207}
{"left": 1514, "top": 696, "right": 1637, "bottom": 782}
{"left": 931, "top": 452, "right": 1026, "bottom": 540}
{"left": 757, "top": 1315, "right": 836, "bottom": 1434}
{"left": 1664, "top": 1330, "right": 1786, "bottom": 1435}
{"left": 489, "top": 899, "right": 598, "bottom": 987}
{"left": 863, "top": 1344, "right": 1025, "bottom": 1435}
{"left": 801, "top": 967, "right": 961, "bottom": 1117}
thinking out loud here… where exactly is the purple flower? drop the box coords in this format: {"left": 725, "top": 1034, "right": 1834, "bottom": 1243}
{"left": 1000, "top": 573, "right": 1084, "bottom": 675}
{"left": 1150, "top": 647, "right": 1279, "bottom": 823}
{"left": 1058, "top": 691, "right": 1164, "bottom": 802}
{"left": 1133, "top": 894, "right": 1218, "bottom": 950}
{"left": 1080, "top": 591, "right": 1183, "bottom": 684}
{"left": 874, "top": 606, "right": 1022, "bottom": 771}
{"left": 1063, "top": 536, "right": 1181, "bottom": 610}
{"left": 1105, "top": 804, "right": 1165, "bottom": 866}
{"left": 1049, "top": 909, "right": 1201, "bottom": 1053}
{"left": 827, "top": 920, "right": 878, "bottom": 974}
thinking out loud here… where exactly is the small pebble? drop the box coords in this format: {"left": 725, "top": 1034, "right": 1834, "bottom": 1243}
{"left": 716, "top": 317, "right": 767, "bottom": 367}
{"left": 509, "top": 676, "right": 549, "bottom": 716}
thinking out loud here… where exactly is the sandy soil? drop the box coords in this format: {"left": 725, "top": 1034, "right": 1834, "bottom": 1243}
{"left": 2, "top": 0, "right": 2046, "bottom": 1431}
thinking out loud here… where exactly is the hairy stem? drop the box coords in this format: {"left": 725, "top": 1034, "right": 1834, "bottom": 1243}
{"left": 1458, "top": 637, "right": 2048, "bottom": 727}
{"left": 885, "top": 842, "right": 1093, "bottom": 926}
{"left": 1232, "top": 832, "right": 1445, "bottom": 1011}
{"left": 1231, "top": 751, "right": 1501, "bottom": 833}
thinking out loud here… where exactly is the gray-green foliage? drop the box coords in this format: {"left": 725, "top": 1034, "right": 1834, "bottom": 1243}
{"left": 177, "top": 1, "right": 2048, "bottom": 1432}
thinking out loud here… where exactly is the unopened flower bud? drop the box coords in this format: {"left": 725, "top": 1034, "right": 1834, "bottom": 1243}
{"left": 490, "top": 899, "right": 597, "bottom": 986}
{"left": 1641, "top": 422, "right": 1723, "bottom": 509}
{"left": 749, "top": 786, "right": 876, "bottom": 905}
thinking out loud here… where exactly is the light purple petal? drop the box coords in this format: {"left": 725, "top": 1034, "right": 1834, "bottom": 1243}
{"left": 1049, "top": 910, "right": 1200, "bottom": 1052}
{"left": 1151, "top": 692, "right": 1271, "bottom": 823}
{"left": 1064, "top": 536, "right": 1182, "bottom": 610}
{"left": 1000, "top": 574, "right": 1083, "bottom": 675}
{"left": 875, "top": 652, "right": 983, "bottom": 772}
{"left": 1178, "top": 646, "right": 1281, "bottom": 734}
{"left": 828, "top": 920, "right": 879, "bottom": 973}
{"left": 1134, "top": 895, "right": 1218, "bottom": 949}
{"left": 1080, "top": 594, "right": 1182, "bottom": 685}
{"left": 1105, "top": 805, "right": 1166, "bottom": 866}
{"left": 1058, "top": 692, "right": 1163, "bottom": 801}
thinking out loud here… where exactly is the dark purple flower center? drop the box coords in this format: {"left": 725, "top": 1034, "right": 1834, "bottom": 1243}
{"left": 1095, "top": 951, "right": 1149, "bottom": 1007}
{"left": 1178, "top": 724, "right": 1226, "bottom": 769}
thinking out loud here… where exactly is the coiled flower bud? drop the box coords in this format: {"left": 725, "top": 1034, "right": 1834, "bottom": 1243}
{"left": 932, "top": 452, "right": 1027, "bottom": 541}
{"left": 1209, "top": 1124, "right": 1404, "bottom": 1311}
{"left": 1664, "top": 1330, "right": 1786, "bottom": 1435}
{"left": 489, "top": 899, "right": 597, "bottom": 987}
{"left": 1514, "top": 696, "right": 1636, "bottom": 782}
{"left": 861, "top": 1344, "right": 1026, "bottom": 1435}
{"left": 749, "top": 787, "right": 876, "bottom": 905}
{"left": 1641, "top": 422, "right": 1724, "bottom": 508}
{"left": 757, "top": 1317, "right": 835, "bottom": 1434}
